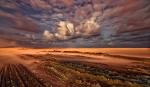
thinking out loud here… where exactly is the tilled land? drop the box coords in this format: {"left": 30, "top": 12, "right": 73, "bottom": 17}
{"left": 0, "top": 64, "right": 45, "bottom": 87}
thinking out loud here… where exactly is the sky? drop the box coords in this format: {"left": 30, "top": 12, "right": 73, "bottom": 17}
{"left": 0, "top": 0, "right": 150, "bottom": 48}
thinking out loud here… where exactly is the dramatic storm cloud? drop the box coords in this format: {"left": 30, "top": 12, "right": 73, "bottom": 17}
{"left": 0, "top": 0, "right": 150, "bottom": 47}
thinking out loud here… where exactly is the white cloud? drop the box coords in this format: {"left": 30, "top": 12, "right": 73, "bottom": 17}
{"left": 55, "top": 21, "right": 75, "bottom": 40}
{"left": 76, "top": 15, "right": 100, "bottom": 37}
{"left": 43, "top": 30, "right": 55, "bottom": 41}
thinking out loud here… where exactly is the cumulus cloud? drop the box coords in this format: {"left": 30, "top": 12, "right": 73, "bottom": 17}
{"left": 43, "top": 30, "right": 55, "bottom": 41}
{"left": 43, "top": 14, "right": 100, "bottom": 41}
{"left": 77, "top": 16, "right": 100, "bottom": 37}
{"left": 25, "top": 34, "right": 36, "bottom": 40}
{"left": 1, "top": 0, "right": 149, "bottom": 47}
{"left": 43, "top": 21, "right": 75, "bottom": 41}
{"left": 55, "top": 21, "right": 75, "bottom": 40}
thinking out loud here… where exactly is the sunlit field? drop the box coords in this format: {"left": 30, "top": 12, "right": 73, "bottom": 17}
{"left": 0, "top": 48, "right": 150, "bottom": 87}
{"left": 0, "top": 0, "right": 150, "bottom": 87}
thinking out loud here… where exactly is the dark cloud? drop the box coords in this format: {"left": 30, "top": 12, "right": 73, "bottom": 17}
{"left": 13, "top": 13, "right": 40, "bottom": 33}
{"left": 0, "top": 11, "right": 40, "bottom": 33}
{"left": 0, "top": 38, "right": 18, "bottom": 48}
{"left": 0, "top": 0, "right": 150, "bottom": 47}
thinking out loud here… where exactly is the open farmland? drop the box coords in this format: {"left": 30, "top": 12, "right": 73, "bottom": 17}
{"left": 0, "top": 48, "right": 150, "bottom": 87}
{"left": 0, "top": 64, "right": 45, "bottom": 87}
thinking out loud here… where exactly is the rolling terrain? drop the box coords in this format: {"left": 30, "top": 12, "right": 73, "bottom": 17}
{"left": 0, "top": 48, "right": 150, "bottom": 87}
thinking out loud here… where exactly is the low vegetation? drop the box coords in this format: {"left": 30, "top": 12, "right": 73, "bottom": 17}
{"left": 38, "top": 57, "right": 149, "bottom": 87}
